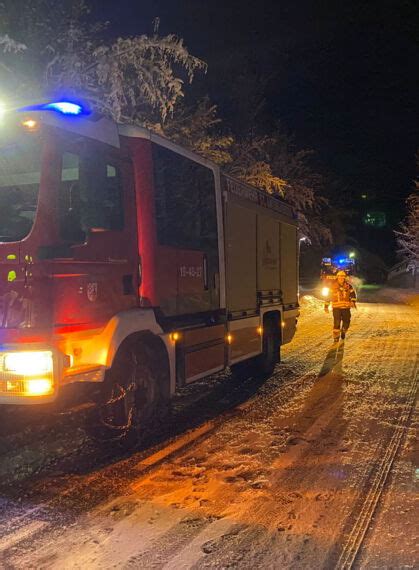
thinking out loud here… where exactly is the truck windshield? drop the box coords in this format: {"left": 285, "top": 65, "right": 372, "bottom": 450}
{"left": 0, "top": 136, "right": 42, "bottom": 242}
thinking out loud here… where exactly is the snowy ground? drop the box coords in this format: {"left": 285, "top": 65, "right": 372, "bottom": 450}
{"left": 0, "top": 293, "right": 417, "bottom": 569}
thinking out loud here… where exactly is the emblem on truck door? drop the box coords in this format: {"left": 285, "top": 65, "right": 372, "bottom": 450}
{"left": 87, "top": 282, "right": 98, "bottom": 302}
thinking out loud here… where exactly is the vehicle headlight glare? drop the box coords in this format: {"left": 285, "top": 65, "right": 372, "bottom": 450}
{"left": 24, "top": 378, "right": 54, "bottom": 396}
{"left": 3, "top": 351, "right": 53, "bottom": 375}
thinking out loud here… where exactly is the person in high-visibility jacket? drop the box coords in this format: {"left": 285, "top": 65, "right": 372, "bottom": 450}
{"left": 324, "top": 270, "right": 357, "bottom": 342}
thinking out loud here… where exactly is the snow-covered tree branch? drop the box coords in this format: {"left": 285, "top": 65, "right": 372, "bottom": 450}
{"left": 226, "top": 133, "right": 332, "bottom": 245}
{"left": 0, "top": 0, "right": 332, "bottom": 246}
{"left": 162, "top": 101, "right": 332, "bottom": 245}
{"left": 0, "top": 0, "right": 206, "bottom": 122}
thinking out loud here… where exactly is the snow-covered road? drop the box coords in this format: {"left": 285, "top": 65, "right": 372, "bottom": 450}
{"left": 0, "top": 296, "right": 417, "bottom": 569}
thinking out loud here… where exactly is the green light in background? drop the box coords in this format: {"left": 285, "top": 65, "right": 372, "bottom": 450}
{"left": 363, "top": 211, "right": 386, "bottom": 228}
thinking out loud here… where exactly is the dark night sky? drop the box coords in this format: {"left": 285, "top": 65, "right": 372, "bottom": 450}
{"left": 96, "top": 0, "right": 418, "bottom": 259}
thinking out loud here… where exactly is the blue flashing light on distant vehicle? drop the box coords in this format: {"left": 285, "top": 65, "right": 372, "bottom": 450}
{"left": 333, "top": 255, "right": 355, "bottom": 270}
{"left": 320, "top": 252, "right": 358, "bottom": 296}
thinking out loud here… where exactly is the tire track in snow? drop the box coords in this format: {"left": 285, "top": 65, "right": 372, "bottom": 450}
{"left": 330, "top": 304, "right": 418, "bottom": 569}
{"left": 0, "top": 520, "right": 48, "bottom": 555}
{"left": 336, "top": 367, "right": 417, "bottom": 569}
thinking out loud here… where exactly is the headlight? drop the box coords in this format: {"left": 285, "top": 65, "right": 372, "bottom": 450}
{"left": 24, "top": 378, "right": 54, "bottom": 396}
{"left": 1, "top": 351, "right": 55, "bottom": 398}
{"left": 3, "top": 351, "right": 53, "bottom": 375}
{"left": 321, "top": 287, "right": 330, "bottom": 297}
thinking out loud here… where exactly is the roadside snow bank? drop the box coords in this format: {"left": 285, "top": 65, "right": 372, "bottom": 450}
{"left": 299, "top": 295, "right": 324, "bottom": 314}
{"left": 359, "top": 287, "right": 419, "bottom": 307}
{"left": 382, "top": 288, "right": 419, "bottom": 307}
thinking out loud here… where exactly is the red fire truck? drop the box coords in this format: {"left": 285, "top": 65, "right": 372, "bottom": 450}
{"left": 0, "top": 101, "right": 299, "bottom": 438}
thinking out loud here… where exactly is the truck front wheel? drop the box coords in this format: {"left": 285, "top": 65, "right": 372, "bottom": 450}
{"left": 88, "top": 340, "right": 169, "bottom": 444}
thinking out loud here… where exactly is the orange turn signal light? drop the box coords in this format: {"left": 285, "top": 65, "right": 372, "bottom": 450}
{"left": 21, "top": 118, "right": 38, "bottom": 131}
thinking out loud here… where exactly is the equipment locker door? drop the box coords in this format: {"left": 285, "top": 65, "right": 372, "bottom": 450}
{"left": 226, "top": 202, "right": 257, "bottom": 313}
{"left": 257, "top": 214, "right": 280, "bottom": 293}
{"left": 280, "top": 222, "right": 298, "bottom": 306}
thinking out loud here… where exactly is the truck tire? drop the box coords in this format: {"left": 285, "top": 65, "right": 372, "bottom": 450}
{"left": 88, "top": 339, "right": 169, "bottom": 444}
{"left": 230, "top": 318, "right": 280, "bottom": 380}
{"left": 257, "top": 317, "right": 281, "bottom": 377}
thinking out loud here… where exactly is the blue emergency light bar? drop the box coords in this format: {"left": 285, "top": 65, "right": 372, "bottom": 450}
{"left": 42, "top": 101, "right": 84, "bottom": 115}
{"left": 19, "top": 100, "right": 90, "bottom": 116}
{"left": 334, "top": 257, "right": 354, "bottom": 266}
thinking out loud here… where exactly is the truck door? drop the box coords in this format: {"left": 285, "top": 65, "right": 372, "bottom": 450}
{"left": 48, "top": 137, "right": 138, "bottom": 329}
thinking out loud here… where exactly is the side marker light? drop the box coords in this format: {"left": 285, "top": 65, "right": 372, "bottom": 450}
{"left": 21, "top": 118, "right": 38, "bottom": 130}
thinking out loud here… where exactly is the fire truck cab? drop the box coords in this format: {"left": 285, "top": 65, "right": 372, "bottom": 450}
{"left": 0, "top": 103, "right": 299, "bottom": 437}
